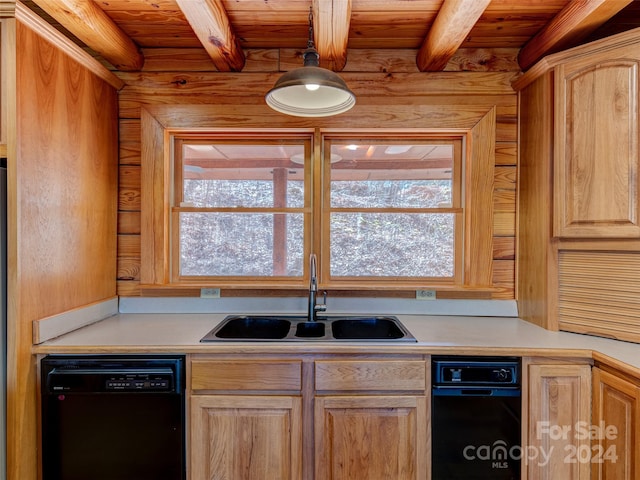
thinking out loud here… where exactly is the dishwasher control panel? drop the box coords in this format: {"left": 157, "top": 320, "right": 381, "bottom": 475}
{"left": 42, "top": 356, "right": 183, "bottom": 394}
{"left": 105, "top": 374, "right": 172, "bottom": 391}
{"left": 47, "top": 369, "right": 175, "bottom": 393}
{"left": 432, "top": 356, "right": 520, "bottom": 386}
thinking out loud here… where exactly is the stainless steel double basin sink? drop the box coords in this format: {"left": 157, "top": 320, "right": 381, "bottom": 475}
{"left": 200, "top": 315, "right": 417, "bottom": 342}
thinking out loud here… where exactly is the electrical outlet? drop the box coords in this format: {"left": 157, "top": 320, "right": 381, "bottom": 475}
{"left": 200, "top": 288, "right": 220, "bottom": 298}
{"left": 416, "top": 289, "right": 436, "bottom": 300}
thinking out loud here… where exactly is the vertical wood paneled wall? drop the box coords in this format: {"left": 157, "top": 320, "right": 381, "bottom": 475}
{"left": 116, "top": 50, "right": 519, "bottom": 299}
{"left": 10, "top": 19, "right": 119, "bottom": 480}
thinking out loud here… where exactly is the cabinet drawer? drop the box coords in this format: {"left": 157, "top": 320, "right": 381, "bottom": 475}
{"left": 315, "top": 360, "right": 426, "bottom": 391}
{"left": 191, "top": 359, "right": 302, "bottom": 391}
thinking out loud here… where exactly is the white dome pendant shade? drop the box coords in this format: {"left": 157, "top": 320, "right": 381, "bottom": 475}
{"left": 265, "top": 10, "right": 356, "bottom": 117}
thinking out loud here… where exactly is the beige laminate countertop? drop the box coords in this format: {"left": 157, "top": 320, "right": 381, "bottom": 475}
{"left": 33, "top": 314, "right": 640, "bottom": 375}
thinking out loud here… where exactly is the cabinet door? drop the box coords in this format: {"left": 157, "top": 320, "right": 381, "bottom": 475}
{"left": 592, "top": 368, "right": 640, "bottom": 480}
{"left": 554, "top": 48, "right": 640, "bottom": 238}
{"left": 315, "top": 395, "right": 428, "bottom": 480}
{"left": 190, "top": 395, "right": 303, "bottom": 480}
{"left": 527, "top": 363, "right": 591, "bottom": 480}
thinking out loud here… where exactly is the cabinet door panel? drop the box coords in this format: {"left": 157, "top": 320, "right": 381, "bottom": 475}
{"left": 554, "top": 55, "right": 640, "bottom": 238}
{"left": 315, "top": 395, "right": 427, "bottom": 480}
{"left": 191, "top": 395, "right": 302, "bottom": 480}
{"left": 527, "top": 363, "right": 591, "bottom": 480}
{"left": 592, "top": 368, "right": 640, "bottom": 480}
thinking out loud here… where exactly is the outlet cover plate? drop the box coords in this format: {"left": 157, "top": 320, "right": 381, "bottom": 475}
{"left": 200, "top": 288, "right": 221, "bottom": 298}
{"left": 416, "top": 290, "right": 436, "bottom": 300}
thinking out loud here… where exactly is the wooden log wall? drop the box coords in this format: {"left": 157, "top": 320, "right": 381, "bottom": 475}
{"left": 116, "top": 48, "right": 520, "bottom": 299}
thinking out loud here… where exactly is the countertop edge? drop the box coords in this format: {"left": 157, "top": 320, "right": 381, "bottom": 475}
{"left": 31, "top": 314, "right": 640, "bottom": 378}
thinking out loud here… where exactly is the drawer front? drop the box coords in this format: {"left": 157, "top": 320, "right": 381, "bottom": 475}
{"left": 191, "top": 359, "right": 302, "bottom": 391}
{"left": 315, "top": 360, "right": 426, "bottom": 392}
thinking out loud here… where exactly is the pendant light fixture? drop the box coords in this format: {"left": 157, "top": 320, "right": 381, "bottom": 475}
{"left": 265, "top": 7, "right": 356, "bottom": 117}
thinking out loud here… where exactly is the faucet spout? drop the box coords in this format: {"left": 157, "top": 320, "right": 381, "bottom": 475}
{"left": 308, "top": 254, "right": 326, "bottom": 321}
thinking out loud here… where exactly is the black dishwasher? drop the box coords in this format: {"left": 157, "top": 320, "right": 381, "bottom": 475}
{"left": 41, "top": 355, "right": 185, "bottom": 480}
{"left": 431, "top": 356, "right": 521, "bottom": 480}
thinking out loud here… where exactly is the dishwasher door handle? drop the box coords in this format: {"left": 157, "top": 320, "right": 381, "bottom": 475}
{"left": 432, "top": 386, "right": 521, "bottom": 397}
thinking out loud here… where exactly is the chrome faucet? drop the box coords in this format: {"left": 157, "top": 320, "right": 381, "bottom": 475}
{"left": 308, "top": 253, "right": 326, "bottom": 321}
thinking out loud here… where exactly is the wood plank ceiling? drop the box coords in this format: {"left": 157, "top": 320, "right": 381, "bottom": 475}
{"left": 23, "top": 0, "right": 640, "bottom": 75}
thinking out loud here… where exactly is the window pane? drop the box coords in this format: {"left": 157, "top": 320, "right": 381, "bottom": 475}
{"left": 330, "top": 143, "right": 453, "bottom": 208}
{"left": 180, "top": 213, "right": 304, "bottom": 276}
{"left": 184, "top": 178, "right": 304, "bottom": 208}
{"left": 182, "top": 143, "right": 305, "bottom": 208}
{"left": 330, "top": 213, "right": 455, "bottom": 277}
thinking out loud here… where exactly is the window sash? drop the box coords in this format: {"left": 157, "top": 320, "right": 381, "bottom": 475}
{"left": 320, "top": 136, "right": 464, "bottom": 284}
{"left": 171, "top": 135, "right": 312, "bottom": 283}
{"left": 167, "top": 133, "right": 467, "bottom": 288}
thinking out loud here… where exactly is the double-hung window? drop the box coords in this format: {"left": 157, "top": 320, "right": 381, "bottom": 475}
{"left": 170, "top": 132, "right": 463, "bottom": 289}
{"left": 321, "top": 136, "right": 462, "bottom": 287}
{"left": 172, "top": 135, "right": 311, "bottom": 285}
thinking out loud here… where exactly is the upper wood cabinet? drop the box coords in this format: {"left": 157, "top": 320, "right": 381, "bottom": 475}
{"left": 554, "top": 42, "right": 640, "bottom": 238}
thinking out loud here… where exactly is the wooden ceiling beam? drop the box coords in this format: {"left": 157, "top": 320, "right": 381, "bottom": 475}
{"left": 175, "top": 0, "right": 245, "bottom": 72}
{"left": 31, "top": 0, "right": 144, "bottom": 71}
{"left": 416, "top": 0, "right": 491, "bottom": 72}
{"left": 518, "top": 0, "right": 634, "bottom": 70}
{"left": 313, "top": 0, "right": 352, "bottom": 71}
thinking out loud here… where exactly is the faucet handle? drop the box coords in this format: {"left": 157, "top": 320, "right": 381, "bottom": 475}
{"left": 315, "top": 290, "right": 328, "bottom": 312}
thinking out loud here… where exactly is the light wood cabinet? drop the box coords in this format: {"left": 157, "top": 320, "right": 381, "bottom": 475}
{"left": 592, "top": 367, "right": 640, "bottom": 480}
{"left": 315, "top": 395, "right": 427, "bottom": 480}
{"left": 189, "top": 355, "right": 428, "bottom": 480}
{"left": 526, "top": 361, "right": 592, "bottom": 480}
{"left": 313, "top": 359, "right": 428, "bottom": 480}
{"left": 189, "top": 358, "right": 304, "bottom": 480}
{"left": 554, "top": 43, "right": 640, "bottom": 238}
{"left": 516, "top": 29, "right": 640, "bottom": 338}
{"left": 190, "top": 395, "right": 303, "bottom": 480}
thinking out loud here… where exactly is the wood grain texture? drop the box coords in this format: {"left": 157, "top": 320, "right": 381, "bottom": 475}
{"left": 175, "top": 0, "right": 245, "bottom": 72}
{"left": 527, "top": 363, "right": 592, "bottom": 480}
{"left": 16, "top": 17, "right": 118, "bottom": 337}
{"left": 191, "top": 359, "right": 302, "bottom": 391}
{"left": 116, "top": 42, "right": 518, "bottom": 298}
{"left": 558, "top": 251, "right": 640, "bottom": 343}
{"left": 315, "top": 360, "right": 426, "bottom": 392}
{"left": 315, "top": 395, "right": 428, "bottom": 480}
{"left": 313, "top": 0, "right": 351, "bottom": 71}
{"left": 135, "top": 99, "right": 511, "bottom": 296}
{"left": 32, "top": 0, "right": 144, "bottom": 70}
{"left": 417, "top": 0, "right": 491, "bottom": 71}
{"left": 465, "top": 108, "right": 496, "bottom": 286}
{"left": 15, "top": 2, "right": 123, "bottom": 89}
{"left": 10, "top": 18, "right": 118, "bottom": 480}
{"left": 518, "top": 0, "right": 633, "bottom": 70}
{"left": 554, "top": 52, "right": 640, "bottom": 238}
{"left": 517, "top": 72, "right": 558, "bottom": 329}
{"left": 191, "top": 395, "right": 303, "bottom": 480}
{"left": 592, "top": 368, "right": 640, "bottom": 480}
{"left": 0, "top": 19, "right": 12, "bottom": 149}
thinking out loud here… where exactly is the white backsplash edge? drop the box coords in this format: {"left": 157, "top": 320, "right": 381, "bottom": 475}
{"left": 34, "top": 297, "right": 119, "bottom": 344}
{"left": 118, "top": 296, "right": 519, "bottom": 317}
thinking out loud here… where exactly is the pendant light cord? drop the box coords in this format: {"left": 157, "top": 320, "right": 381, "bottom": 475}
{"left": 307, "top": 7, "right": 315, "bottom": 50}
{"left": 303, "top": 6, "right": 320, "bottom": 67}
